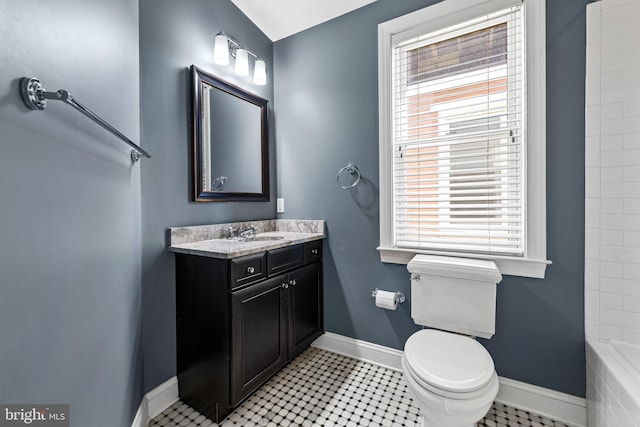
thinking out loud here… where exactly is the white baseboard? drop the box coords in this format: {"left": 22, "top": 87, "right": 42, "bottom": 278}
{"left": 312, "top": 332, "right": 404, "bottom": 371}
{"left": 495, "top": 377, "right": 586, "bottom": 427}
{"left": 131, "top": 376, "right": 179, "bottom": 427}
{"left": 130, "top": 400, "right": 147, "bottom": 427}
{"left": 311, "top": 332, "right": 587, "bottom": 427}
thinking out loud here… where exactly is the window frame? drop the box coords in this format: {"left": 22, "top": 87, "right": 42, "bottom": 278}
{"left": 377, "top": 0, "right": 550, "bottom": 278}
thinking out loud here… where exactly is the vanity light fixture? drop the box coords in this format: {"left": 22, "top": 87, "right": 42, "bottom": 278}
{"left": 213, "top": 31, "right": 267, "bottom": 85}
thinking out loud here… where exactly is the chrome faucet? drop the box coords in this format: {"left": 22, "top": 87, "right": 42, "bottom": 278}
{"left": 238, "top": 225, "right": 257, "bottom": 240}
{"left": 225, "top": 226, "right": 237, "bottom": 240}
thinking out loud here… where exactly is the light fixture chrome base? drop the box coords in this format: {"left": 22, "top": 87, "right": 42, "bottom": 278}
{"left": 20, "top": 77, "right": 48, "bottom": 110}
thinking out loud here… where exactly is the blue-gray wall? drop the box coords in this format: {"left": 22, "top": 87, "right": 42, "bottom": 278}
{"left": 274, "top": 0, "right": 588, "bottom": 397}
{"left": 0, "top": 0, "right": 589, "bottom": 420}
{"left": 139, "top": 0, "right": 275, "bottom": 392}
{"left": 0, "top": 1, "right": 143, "bottom": 426}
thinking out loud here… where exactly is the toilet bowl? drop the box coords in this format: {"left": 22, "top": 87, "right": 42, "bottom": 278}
{"left": 402, "top": 255, "right": 503, "bottom": 426}
{"left": 401, "top": 329, "right": 499, "bottom": 427}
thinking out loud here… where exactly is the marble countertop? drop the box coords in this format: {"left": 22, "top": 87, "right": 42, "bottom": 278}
{"left": 168, "top": 220, "right": 325, "bottom": 259}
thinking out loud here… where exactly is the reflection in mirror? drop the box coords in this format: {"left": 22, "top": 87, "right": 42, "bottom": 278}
{"left": 192, "top": 65, "right": 269, "bottom": 201}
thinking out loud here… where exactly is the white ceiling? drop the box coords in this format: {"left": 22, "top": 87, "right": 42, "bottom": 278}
{"left": 230, "top": 0, "right": 378, "bottom": 42}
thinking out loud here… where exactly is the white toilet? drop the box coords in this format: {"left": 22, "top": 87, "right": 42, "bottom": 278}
{"left": 403, "top": 254, "right": 503, "bottom": 427}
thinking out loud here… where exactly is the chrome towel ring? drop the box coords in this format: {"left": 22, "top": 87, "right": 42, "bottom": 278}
{"left": 337, "top": 163, "right": 361, "bottom": 189}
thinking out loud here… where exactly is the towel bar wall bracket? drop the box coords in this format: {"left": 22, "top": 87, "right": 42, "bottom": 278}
{"left": 20, "top": 77, "right": 151, "bottom": 163}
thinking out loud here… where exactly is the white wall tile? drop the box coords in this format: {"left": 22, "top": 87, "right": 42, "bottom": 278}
{"left": 601, "top": 292, "right": 624, "bottom": 310}
{"left": 602, "top": 182, "right": 640, "bottom": 198}
{"left": 601, "top": 69, "right": 625, "bottom": 89}
{"left": 587, "top": 136, "right": 602, "bottom": 167}
{"left": 601, "top": 102, "right": 624, "bottom": 120}
{"left": 586, "top": 229, "right": 601, "bottom": 260}
{"left": 600, "top": 323, "right": 624, "bottom": 341}
{"left": 600, "top": 277, "right": 640, "bottom": 296}
{"left": 623, "top": 165, "right": 640, "bottom": 180}
{"left": 624, "top": 264, "right": 640, "bottom": 281}
{"left": 587, "top": 105, "right": 602, "bottom": 137}
{"left": 602, "top": 0, "right": 633, "bottom": 10}
{"left": 602, "top": 134, "right": 625, "bottom": 151}
{"left": 586, "top": 259, "right": 601, "bottom": 289}
{"left": 587, "top": 198, "right": 601, "bottom": 228}
{"left": 623, "top": 294, "right": 640, "bottom": 312}
{"left": 624, "top": 99, "right": 640, "bottom": 117}
{"left": 600, "top": 166, "right": 626, "bottom": 182}
{"left": 587, "top": 44, "right": 603, "bottom": 79}
{"left": 587, "top": 167, "right": 601, "bottom": 198}
{"left": 601, "top": 230, "right": 624, "bottom": 246}
{"left": 601, "top": 245, "right": 640, "bottom": 263}
{"left": 626, "top": 0, "right": 640, "bottom": 19}
{"left": 623, "top": 198, "right": 640, "bottom": 214}
{"left": 586, "top": 320, "right": 600, "bottom": 342}
{"left": 586, "top": 1, "right": 640, "bottom": 379}
{"left": 624, "top": 230, "right": 640, "bottom": 247}
{"left": 624, "top": 68, "right": 640, "bottom": 89}
{"left": 601, "top": 149, "right": 640, "bottom": 166}
{"left": 601, "top": 307, "right": 640, "bottom": 328}
{"left": 587, "top": 289, "right": 601, "bottom": 321}
{"left": 602, "top": 4, "right": 627, "bottom": 26}
{"left": 623, "top": 327, "right": 640, "bottom": 344}
{"left": 600, "top": 198, "right": 623, "bottom": 214}
{"left": 602, "top": 116, "right": 640, "bottom": 136}
{"left": 601, "top": 261, "right": 624, "bottom": 278}
{"left": 601, "top": 214, "right": 640, "bottom": 231}
{"left": 624, "top": 132, "right": 640, "bottom": 149}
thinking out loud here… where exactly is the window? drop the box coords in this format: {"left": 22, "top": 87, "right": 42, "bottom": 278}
{"left": 378, "top": 0, "right": 549, "bottom": 278}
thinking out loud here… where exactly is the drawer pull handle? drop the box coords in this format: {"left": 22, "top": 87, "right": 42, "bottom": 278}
{"left": 282, "top": 283, "right": 289, "bottom": 289}
{"left": 311, "top": 249, "right": 319, "bottom": 255}
{"left": 290, "top": 279, "right": 297, "bottom": 286}
{"left": 246, "top": 266, "right": 255, "bottom": 274}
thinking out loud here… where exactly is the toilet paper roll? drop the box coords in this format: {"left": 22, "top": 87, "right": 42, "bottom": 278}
{"left": 375, "top": 290, "right": 398, "bottom": 310}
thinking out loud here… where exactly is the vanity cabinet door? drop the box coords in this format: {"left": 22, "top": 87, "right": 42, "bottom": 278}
{"left": 230, "top": 275, "right": 288, "bottom": 405}
{"left": 288, "top": 262, "right": 323, "bottom": 360}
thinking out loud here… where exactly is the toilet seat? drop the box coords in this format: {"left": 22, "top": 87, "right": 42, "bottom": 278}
{"left": 404, "top": 329, "right": 495, "bottom": 398}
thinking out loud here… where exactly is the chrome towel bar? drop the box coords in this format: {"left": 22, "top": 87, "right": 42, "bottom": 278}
{"left": 20, "top": 77, "right": 151, "bottom": 163}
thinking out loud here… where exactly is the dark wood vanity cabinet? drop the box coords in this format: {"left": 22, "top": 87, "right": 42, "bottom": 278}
{"left": 175, "top": 240, "right": 323, "bottom": 423}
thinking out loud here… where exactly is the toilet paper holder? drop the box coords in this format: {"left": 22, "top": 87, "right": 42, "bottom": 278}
{"left": 371, "top": 288, "right": 406, "bottom": 304}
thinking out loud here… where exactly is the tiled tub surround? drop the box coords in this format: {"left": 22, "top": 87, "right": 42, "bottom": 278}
{"left": 586, "top": 342, "right": 640, "bottom": 426}
{"left": 168, "top": 220, "right": 325, "bottom": 258}
{"left": 585, "top": 1, "right": 640, "bottom": 425}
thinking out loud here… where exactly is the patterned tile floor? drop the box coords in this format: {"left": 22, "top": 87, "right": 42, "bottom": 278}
{"left": 150, "top": 347, "right": 569, "bottom": 427}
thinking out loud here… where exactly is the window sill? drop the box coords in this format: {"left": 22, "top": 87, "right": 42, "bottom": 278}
{"left": 377, "top": 246, "right": 551, "bottom": 279}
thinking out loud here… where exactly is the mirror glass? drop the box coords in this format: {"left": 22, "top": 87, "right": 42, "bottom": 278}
{"left": 191, "top": 65, "right": 269, "bottom": 201}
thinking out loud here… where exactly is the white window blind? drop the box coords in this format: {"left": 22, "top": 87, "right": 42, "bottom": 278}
{"left": 391, "top": 4, "right": 524, "bottom": 256}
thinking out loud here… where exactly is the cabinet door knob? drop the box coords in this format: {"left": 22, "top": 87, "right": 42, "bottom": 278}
{"left": 290, "top": 279, "right": 297, "bottom": 286}
{"left": 246, "top": 266, "right": 255, "bottom": 274}
{"left": 282, "top": 283, "right": 289, "bottom": 289}
{"left": 311, "top": 249, "right": 318, "bottom": 255}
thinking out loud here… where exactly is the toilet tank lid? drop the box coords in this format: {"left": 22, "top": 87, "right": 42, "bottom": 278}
{"left": 407, "top": 254, "right": 502, "bottom": 283}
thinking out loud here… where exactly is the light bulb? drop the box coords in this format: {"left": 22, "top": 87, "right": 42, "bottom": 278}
{"left": 213, "top": 34, "right": 229, "bottom": 65}
{"left": 235, "top": 48, "right": 249, "bottom": 76}
{"left": 253, "top": 59, "right": 267, "bottom": 85}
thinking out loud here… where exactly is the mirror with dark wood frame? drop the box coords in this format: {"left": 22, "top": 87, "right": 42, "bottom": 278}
{"left": 191, "top": 65, "right": 269, "bottom": 201}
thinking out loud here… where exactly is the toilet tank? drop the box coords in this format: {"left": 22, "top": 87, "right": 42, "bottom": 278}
{"left": 407, "top": 255, "right": 502, "bottom": 339}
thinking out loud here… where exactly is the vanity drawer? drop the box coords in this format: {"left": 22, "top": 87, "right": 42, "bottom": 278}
{"left": 267, "top": 245, "right": 304, "bottom": 276}
{"left": 230, "top": 252, "right": 267, "bottom": 289}
{"left": 303, "top": 240, "right": 322, "bottom": 265}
